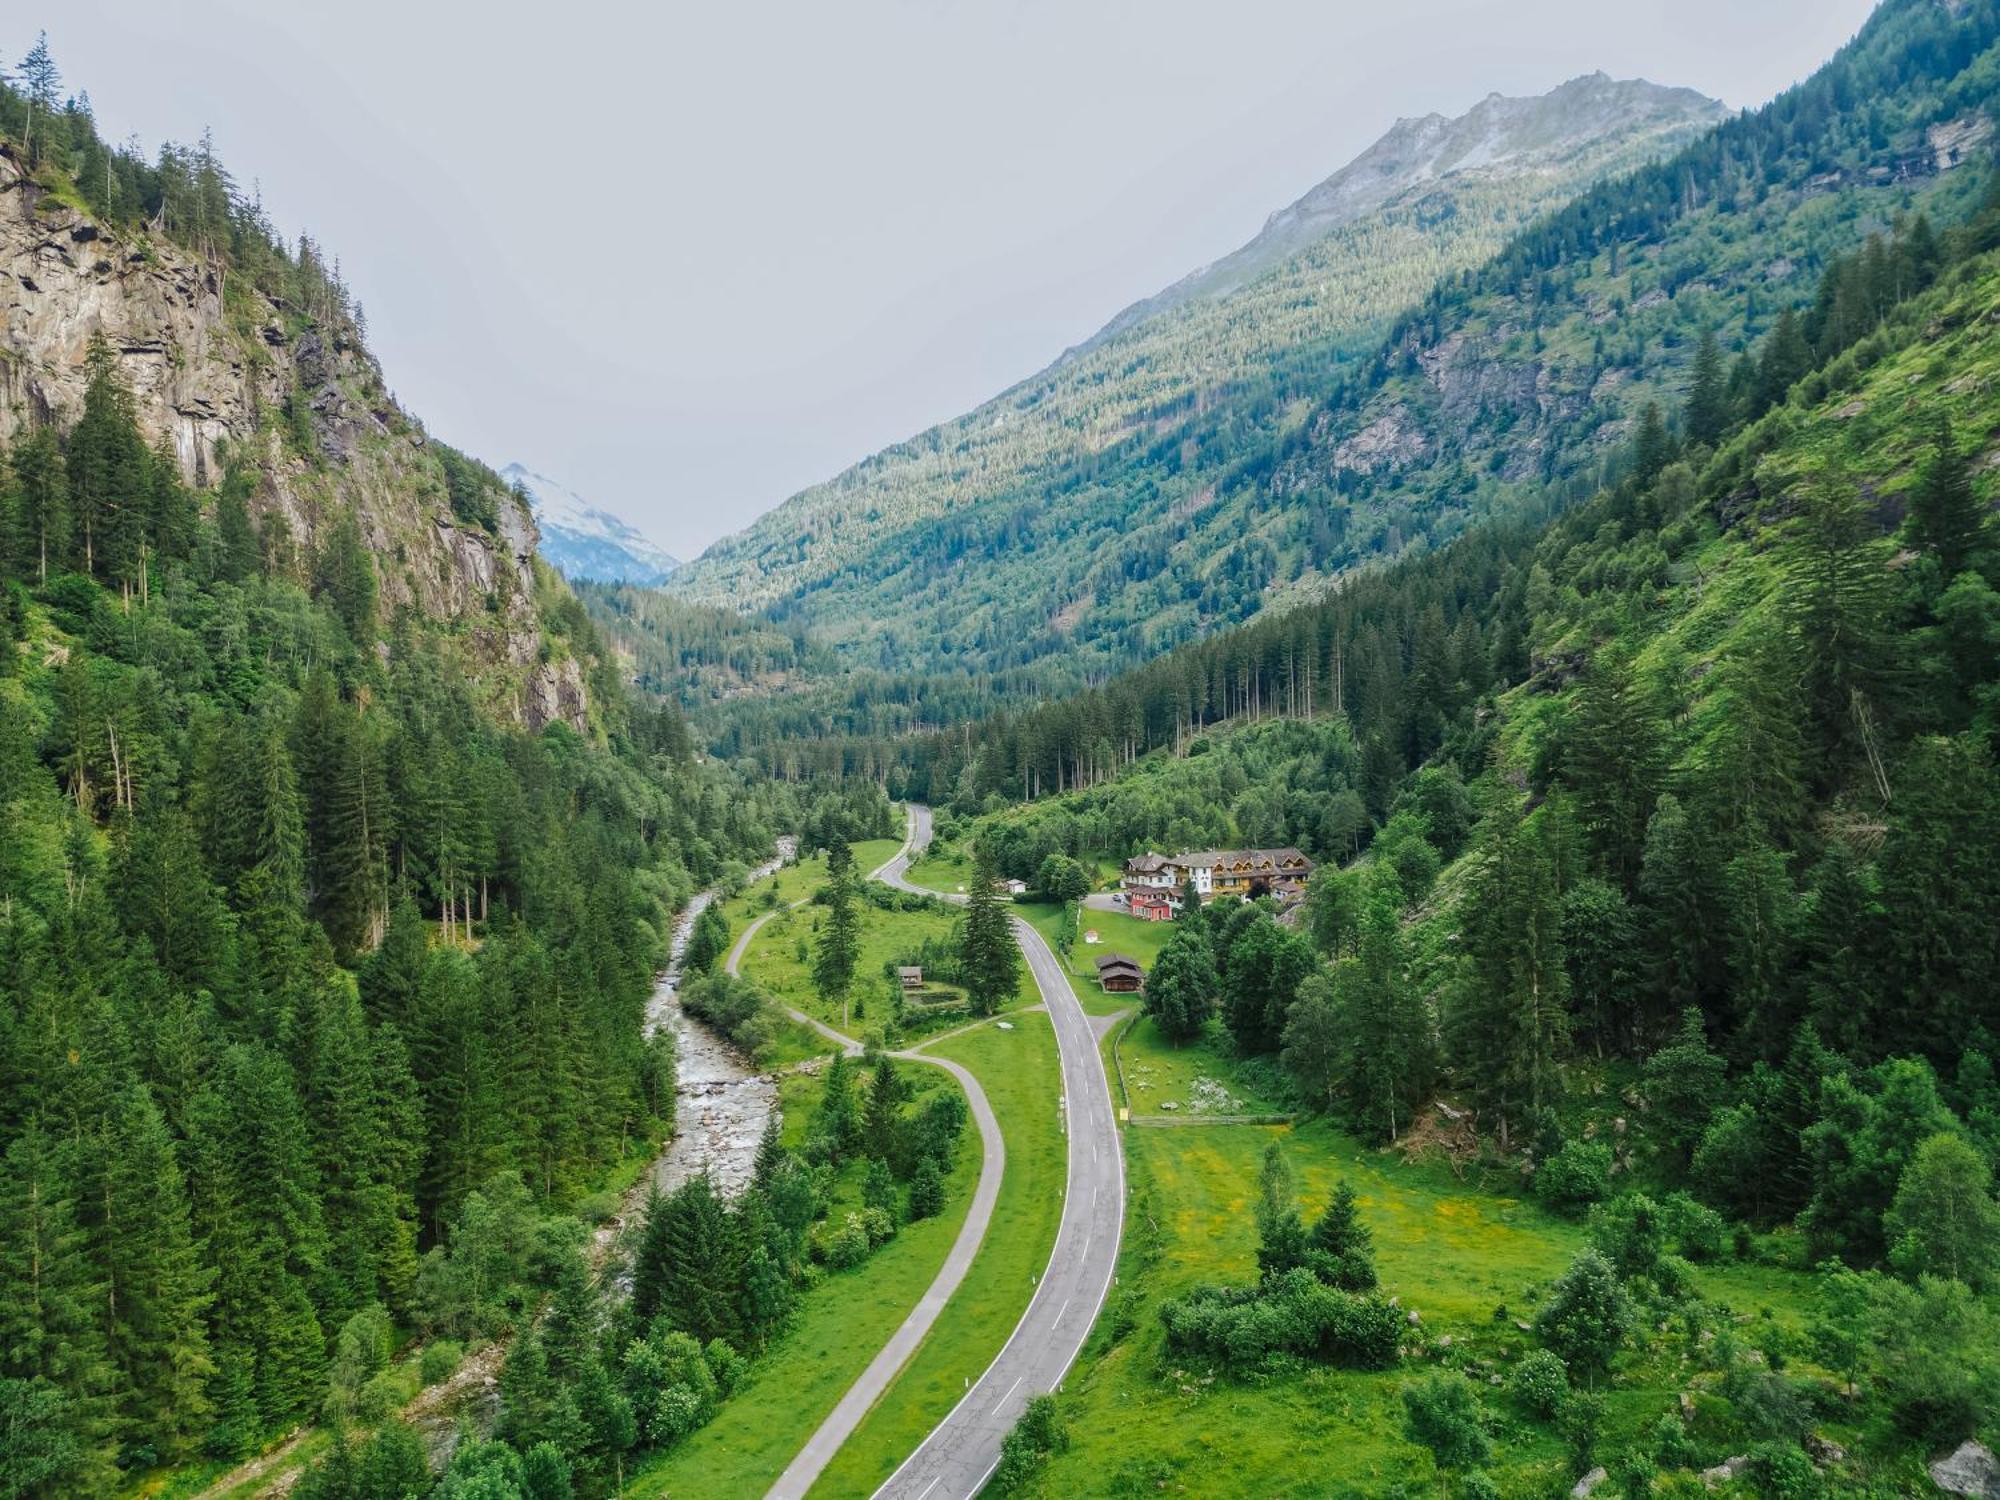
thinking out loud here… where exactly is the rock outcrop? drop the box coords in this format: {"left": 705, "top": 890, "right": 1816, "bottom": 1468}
{"left": 0, "top": 143, "right": 589, "bottom": 733}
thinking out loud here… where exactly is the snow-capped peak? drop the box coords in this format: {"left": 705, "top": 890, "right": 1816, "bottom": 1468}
{"left": 501, "top": 463, "right": 680, "bottom": 586}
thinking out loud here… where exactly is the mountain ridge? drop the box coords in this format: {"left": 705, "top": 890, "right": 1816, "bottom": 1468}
{"left": 1083, "top": 72, "right": 1726, "bottom": 349}
{"left": 500, "top": 461, "right": 680, "bottom": 586}
{"left": 663, "top": 69, "right": 1728, "bottom": 678}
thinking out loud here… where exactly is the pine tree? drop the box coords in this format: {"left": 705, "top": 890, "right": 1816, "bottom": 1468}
{"left": 811, "top": 842, "right": 860, "bottom": 1010}
{"left": 1907, "top": 415, "right": 1985, "bottom": 577}
{"left": 809, "top": 1053, "right": 862, "bottom": 1163}
{"left": 630, "top": 1174, "right": 740, "bottom": 1345}
{"left": 683, "top": 902, "right": 730, "bottom": 976}
{"left": 96, "top": 1086, "right": 216, "bottom": 1456}
{"left": 1305, "top": 1180, "right": 1377, "bottom": 1291}
{"left": 908, "top": 1157, "right": 946, "bottom": 1221}
{"left": 18, "top": 32, "right": 61, "bottom": 166}
{"left": 313, "top": 509, "right": 377, "bottom": 643}
{"left": 1252, "top": 1140, "right": 1306, "bottom": 1283}
{"left": 1756, "top": 307, "right": 1813, "bottom": 412}
{"left": 1630, "top": 402, "right": 1672, "bottom": 487}
{"left": 1783, "top": 471, "right": 1891, "bottom": 761}
{"left": 863, "top": 1056, "right": 910, "bottom": 1171}
{"left": 1643, "top": 1009, "right": 1727, "bottom": 1169}
{"left": 1317, "top": 871, "right": 1433, "bottom": 1142}
{"left": 1452, "top": 806, "right": 1570, "bottom": 1147}
{"left": 1683, "top": 328, "right": 1728, "bottom": 446}
{"left": 7, "top": 425, "right": 68, "bottom": 583}
{"left": 1563, "top": 647, "right": 1664, "bottom": 887}
{"left": 959, "top": 844, "right": 1018, "bottom": 1017}
{"left": 0, "top": 1127, "right": 117, "bottom": 1492}
{"left": 64, "top": 337, "right": 150, "bottom": 587}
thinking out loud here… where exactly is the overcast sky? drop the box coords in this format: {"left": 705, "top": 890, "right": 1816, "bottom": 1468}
{"left": 46, "top": 0, "right": 1878, "bottom": 558}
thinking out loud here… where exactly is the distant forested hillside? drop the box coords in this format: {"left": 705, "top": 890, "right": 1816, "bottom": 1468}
{"left": 669, "top": 76, "right": 1722, "bottom": 678}
{"left": 671, "top": 0, "right": 1999, "bottom": 737}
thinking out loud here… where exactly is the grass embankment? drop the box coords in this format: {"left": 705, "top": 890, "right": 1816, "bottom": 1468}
{"left": 626, "top": 1062, "right": 982, "bottom": 1498}
{"left": 904, "top": 845, "right": 973, "bottom": 895}
{"left": 1034, "top": 1121, "right": 1820, "bottom": 1497}
{"left": 809, "top": 1013, "right": 1068, "bottom": 1497}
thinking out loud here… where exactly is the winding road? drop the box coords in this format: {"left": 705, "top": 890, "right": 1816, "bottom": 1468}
{"left": 744, "top": 804, "right": 1126, "bottom": 1500}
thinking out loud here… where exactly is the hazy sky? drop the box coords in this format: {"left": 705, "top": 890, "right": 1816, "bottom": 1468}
{"left": 48, "top": 0, "right": 1878, "bottom": 558}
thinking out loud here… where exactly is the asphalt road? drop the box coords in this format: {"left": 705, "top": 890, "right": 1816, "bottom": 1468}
{"left": 738, "top": 814, "right": 1005, "bottom": 1500}
{"left": 865, "top": 806, "right": 1127, "bottom": 1500}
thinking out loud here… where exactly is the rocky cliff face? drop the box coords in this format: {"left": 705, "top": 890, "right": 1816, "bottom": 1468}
{"left": 0, "top": 142, "right": 589, "bottom": 732}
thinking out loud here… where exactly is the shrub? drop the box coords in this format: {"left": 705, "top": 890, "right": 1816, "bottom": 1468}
{"left": 1537, "top": 1139, "right": 1614, "bottom": 1213}
{"left": 1663, "top": 1191, "right": 1728, "bottom": 1261}
{"left": 703, "top": 1339, "right": 747, "bottom": 1399}
{"left": 909, "top": 1156, "right": 946, "bottom": 1220}
{"left": 1535, "top": 1250, "right": 1634, "bottom": 1383}
{"left": 1159, "top": 1271, "right": 1400, "bottom": 1373}
{"left": 1510, "top": 1349, "right": 1570, "bottom": 1419}
{"left": 989, "top": 1394, "right": 1069, "bottom": 1494}
{"left": 419, "top": 1340, "right": 463, "bottom": 1387}
{"left": 623, "top": 1330, "right": 721, "bottom": 1448}
{"left": 822, "top": 1213, "right": 874, "bottom": 1270}
{"left": 354, "top": 1370, "right": 402, "bottom": 1424}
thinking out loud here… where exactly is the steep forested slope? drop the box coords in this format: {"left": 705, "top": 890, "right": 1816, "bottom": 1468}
{"left": 0, "top": 44, "right": 873, "bottom": 1493}
{"left": 677, "top": 0, "right": 1997, "bottom": 716}
{"left": 669, "top": 76, "right": 1721, "bottom": 669}
{"left": 920, "top": 179, "right": 2000, "bottom": 1487}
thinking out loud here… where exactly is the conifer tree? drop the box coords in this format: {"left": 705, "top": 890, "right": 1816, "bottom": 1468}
{"left": 683, "top": 902, "right": 728, "bottom": 978}
{"left": 631, "top": 1174, "right": 740, "bottom": 1345}
{"left": 1784, "top": 471, "right": 1891, "bottom": 762}
{"left": 1907, "top": 415, "right": 1985, "bottom": 578}
{"left": 1683, "top": 328, "right": 1728, "bottom": 446}
{"left": 1453, "top": 807, "right": 1570, "bottom": 1147}
{"left": 811, "top": 842, "right": 860, "bottom": 1009}
{"left": 1315, "top": 870, "right": 1433, "bottom": 1142}
{"left": 959, "top": 844, "right": 1018, "bottom": 1017}
{"left": 7, "top": 425, "right": 68, "bottom": 583}
{"left": 96, "top": 1086, "right": 216, "bottom": 1456}
{"left": 809, "top": 1053, "right": 862, "bottom": 1162}
{"left": 863, "top": 1056, "right": 910, "bottom": 1171}
{"left": 1305, "top": 1180, "right": 1377, "bottom": 1291}
{"left": 1563, "top": 647, "right": 1664, "bottom": 887}
{"left": 0, "top": 1126, "right": 117, "bottom": 1491}
{"left": 1253, "top": 1140, "right": 1306, "bottom": 1283}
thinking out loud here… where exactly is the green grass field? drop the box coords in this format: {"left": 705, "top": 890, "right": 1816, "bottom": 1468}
{"left": 1073, "top": 908, "right": 1174, "bottom": 969}
{"left": 1032, "top": 1119, "right": 1822, "bottom": 1497}
{"left": 809, "top": 1013, "right": 1069, "bottom": 1496}
{"left": 1114, "top": 1014, "right": 1289, "bottom": 1119}
{"left": 737, "top": 895, "right": 1040, "bottom": 1040}
{"left": 904, "top": 845, "right": 973, "bottom": 895}
{"left": 626, "top": 1061, "right": 982, "bottom": 1498}
{"left": 716, "top": 839, "right": 905, "bottom": 930}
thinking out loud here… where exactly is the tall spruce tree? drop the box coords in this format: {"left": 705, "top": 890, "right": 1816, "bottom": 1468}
{"left": 1683, "top": 328, "right": 1728, "bottom": 446}
{"left": 1907, "top": 415, "right": 1985, "bottom": 578}
{"left": 811, "top": 842, "right": 860, "bottom": 1010}
{"left": 959, "top": 844, "right": 1018, "bottom": 1017}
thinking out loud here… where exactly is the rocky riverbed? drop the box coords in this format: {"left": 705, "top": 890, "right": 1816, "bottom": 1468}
{"left": 638, "top": 837, "right": 798, "bottom": 1202}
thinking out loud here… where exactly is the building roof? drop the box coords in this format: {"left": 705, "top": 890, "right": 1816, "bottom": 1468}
{"left": 897, "top": 966, "right": 923, "bottom": 979}
{"left": 1186, "top": 847, "right": 1311, "bottom": 871}
{"left": 1123, "top": 852, "right": 1174, "bottom": 874}
{"left": 1095, "top": 953, "right": 1144, "bottom": 975}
